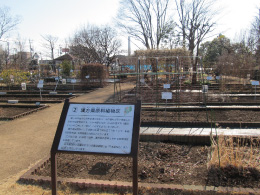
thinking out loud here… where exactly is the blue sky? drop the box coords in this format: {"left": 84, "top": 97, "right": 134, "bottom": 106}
{"left": 0, "top": 0, "right": 259, "bottom": 58}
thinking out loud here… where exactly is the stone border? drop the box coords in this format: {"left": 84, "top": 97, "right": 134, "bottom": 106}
{"left": 0, "top": 104, "right": 49, "bottom": 120}
{"left": 19, "top": 135, "right": 260, "bottom": 194}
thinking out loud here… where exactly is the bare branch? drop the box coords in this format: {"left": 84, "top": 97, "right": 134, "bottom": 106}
{"left": 0, "top": 6, "right": 21, "bottom": 40}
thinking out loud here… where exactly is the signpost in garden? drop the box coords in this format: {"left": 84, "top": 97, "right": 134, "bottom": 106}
{"left": 50, "top": 99, "right": 141, "bottom": 195}
{"left": 162, "top": 84, "right": 172, "bottom": 114}
{"left": 71, "top": 79, "right": 76, "bottom": 90}
{"left": 251, "top": 81, "right": 259, "bottom": 100}
{"left": 37, "top": 80, "right": 44, "bottom": 100}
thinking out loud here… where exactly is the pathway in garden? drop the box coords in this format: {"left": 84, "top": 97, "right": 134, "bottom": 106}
{"left": 140, "top": 127, "right": 260, "bottom": 136}
{"left": 0, "top": 83, "right": 134, "bottom": 183}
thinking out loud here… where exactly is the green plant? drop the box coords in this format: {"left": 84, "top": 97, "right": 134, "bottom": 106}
{"left": 183, "top": 80, "right": 191, "bottom": 85}
{"left": 0, "top": 69, "right": 29, "bottom": 88}
{"left": 61, "top": 60, "right": 72, "bottom": 77}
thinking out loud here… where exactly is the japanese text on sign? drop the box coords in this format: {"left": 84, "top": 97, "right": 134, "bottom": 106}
{"left": 58, "top": 104, "right": 135, "bottom": 154}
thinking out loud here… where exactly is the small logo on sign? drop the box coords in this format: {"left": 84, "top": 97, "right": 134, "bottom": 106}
{"left": 124, "top": 106, "right": 132, "bottom": 115}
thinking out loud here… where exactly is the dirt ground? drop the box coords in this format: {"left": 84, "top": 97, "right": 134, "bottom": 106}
{"left": 0, "top": 96, "right": 66, "bottom": 101}
{"left": 2, "top": 107, "right": 260, "bottom": 123}
{"left": 121, "top": 87, "right": 260, "bottom": 103}
{"left": 35, "top": 142, "right": 260, "bottom": 189}
{"left": 0, "top": 107, "right": 36, "bottom": 118}
{"left": 141, "top": 110, "right": 260, "bottom": 123}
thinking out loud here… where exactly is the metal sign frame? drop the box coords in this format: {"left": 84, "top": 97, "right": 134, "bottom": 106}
{"left": 50, "top": 99, "right": 141, "bottom": 195}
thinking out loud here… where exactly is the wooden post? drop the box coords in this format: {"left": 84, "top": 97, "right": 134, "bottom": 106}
{"left": 51, "top": 152, "right": 57, "bottom": 195}
{"left": 133, "top": 155, "right": 138, "bottom": 195}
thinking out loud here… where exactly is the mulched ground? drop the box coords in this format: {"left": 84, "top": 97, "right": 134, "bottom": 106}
{"left": 35, "top": 142, "right": 260, "bottom": 188}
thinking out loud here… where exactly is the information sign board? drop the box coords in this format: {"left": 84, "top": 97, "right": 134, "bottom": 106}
{"left": 161, "top": 92, "right": 172, "bottom": 100}
{"left": 71, "top": 79, "right": 76, "bottom": 84}
{"left": 207, "top": 76, "right": 212, "bottom": 80}
{"left": 58, "top": 104, "right": 135, "bottom": 154}
{"left": 216, "top": 76, "right": 221, "bottom": 80}
{"left": 51, "top": 100, "right": 141, "bottom": 195}
{"left": 163, "top": 84, "right": 171, "bottom": 89}
{"left": 251, "top": 81, "right": 259, "bottom": 86}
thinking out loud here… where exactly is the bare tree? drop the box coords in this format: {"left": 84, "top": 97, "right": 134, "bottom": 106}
{"left": 116, "top": 0, "right": 174, "bottom": 49}
{"left": 0, "top": 6, "right": 21, "bottom": 40}
{"left": 70, "top": 25, "right": 121, "bottom": 67}
{"left": 250, "top": 9, "right": 260, "bottom": 66}
{"left": 175, "top": 0, "right": 218, "bottom": 83}
{"left": 41, "top": 34, "right": 58, "bottom": 72}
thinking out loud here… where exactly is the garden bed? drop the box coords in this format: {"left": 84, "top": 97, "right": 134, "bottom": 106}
{"left": 141, "top": 109, "right": 260, "bottom": 123}
{"left": 0, "top": 105, "right": 49, "bottom": 120}
{"left": 26, "top": 142, "right": 260, "bottom": 189}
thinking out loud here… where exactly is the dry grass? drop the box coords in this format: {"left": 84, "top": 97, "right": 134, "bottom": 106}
{"left": 208, "top": 135, "right": 260, "bottom": 172}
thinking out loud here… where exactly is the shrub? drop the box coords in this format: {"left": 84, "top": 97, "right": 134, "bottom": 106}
{"left": 61, "top": 60, "right": 72, "bottom": 77}
{"left": 184, "top": 80, "right": 191, "bottom": 85}
{"left": 0, "top": 69, "right": 29, "bottom": 88}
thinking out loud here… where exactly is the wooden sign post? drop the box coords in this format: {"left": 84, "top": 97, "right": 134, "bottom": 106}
{"left": 51, "top": 99, "right": 141, "bottom": 195}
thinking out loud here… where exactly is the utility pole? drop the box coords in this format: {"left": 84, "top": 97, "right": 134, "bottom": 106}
{"left": 29, "top": 39, "right": 33, "bottom": 59}
{"left": 128, "top": 36, "right": 131, "bottom": 56}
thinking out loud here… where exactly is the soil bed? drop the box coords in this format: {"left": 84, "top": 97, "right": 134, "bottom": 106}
{"left": 35, "top": 142, "right": 260, "bottom": 188}
{"left": 0, "top": 96, "right": 68, "bottom": 101}
{"left": 0, "top": 107, "right": 36, "bottom": 118}
{"left": 121, "top": 88, "right": 260, "bottom": 104}
{"left": 141, "top": 110, "right": 260, "bottom": 123}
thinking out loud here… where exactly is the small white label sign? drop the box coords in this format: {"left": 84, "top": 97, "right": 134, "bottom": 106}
{"left": 207, "top": 76, "right": 212, "bottom": 80}
{"left": 71, "top": 79, "right": 76, "bottom": 84}
{"left": 202, "top": 85, "right": 208, "bottom": 93}
{"left": 251, "top": 81, "right": 259, "bottom": 86}
{"left": 161, "top": 92, "right": 172, "bottom": 100}
{"left": 37, "top": 83, "right": 43, "bottom": 88}
{"left": 163, "top": 84, "right": 171, "bottom": 89}
{"left": 58, "top": 104, "right": 135, "bottom": 154}
{"left": 140, "top": 78, "right": 145, "bottom": 83}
